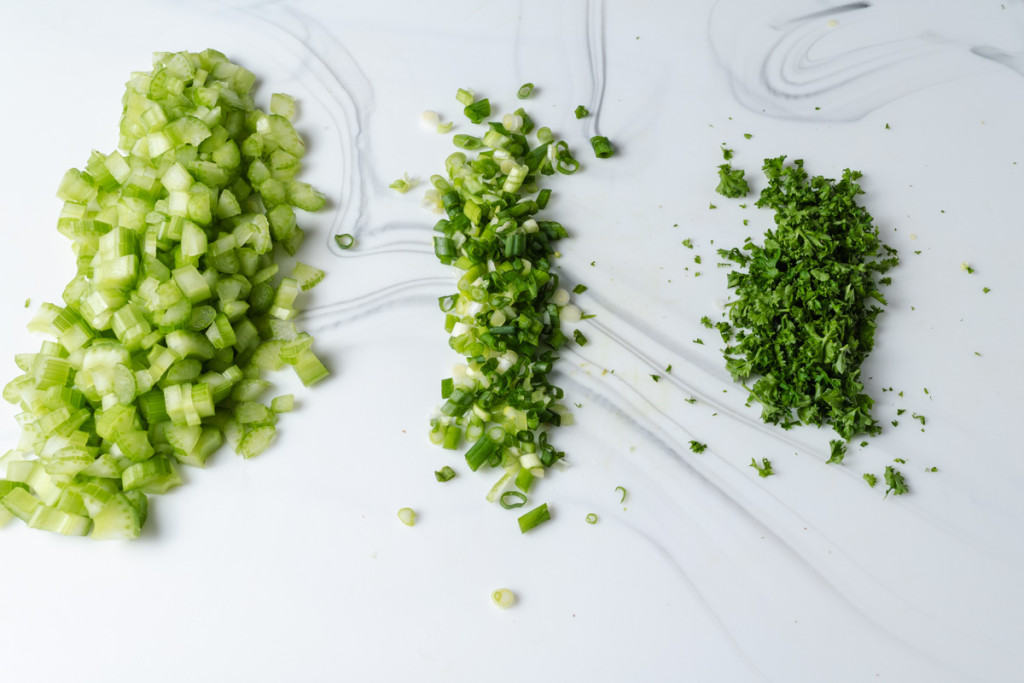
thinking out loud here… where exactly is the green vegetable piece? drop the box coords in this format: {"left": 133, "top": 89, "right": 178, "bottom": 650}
{"left": 715, "top": 163, "right": 749, "bottom": 198}
{"left": 750, "top": 457, "right": 774, "bottom": 477}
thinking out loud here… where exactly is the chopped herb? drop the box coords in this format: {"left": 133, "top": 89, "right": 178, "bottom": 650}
{"left": 682, "top": 238, "right": 694, "bottom": 249}
{"left": 743, "top": 133, "right": 752, "bottom": 139}
{"left": 750, "top": 457, "right": 774, "bottom": 477}
{"left": 715, "top": 321, "right": 733, "bottom": 342}
{"left": 891, "top": 420, "right": 899, "bottom": 427}
{"left": 827, "top": 439, "right": 846, "bottom": 464}
{"left": 694, "top": 255, "right": 702, "bottom": 265}
{"left": 884, "top": 466, "right": 908, "bottom": 496}
{"left": 884, "top": 123, "right": 891, "bottom": 130}
{"left": 573, "top": 284, "right": 588, "bottom": 294}
{"left": 716, "top": 163, "right": 749, "bottom": 198}
{"left": 721, "top": 146, "right": 734, "bottom": 160}
{"left": 897, "top": 408, "right": 906, "bottom": 416}
{"left": 923, "top": 387, "right": 929, "bottom": 395}
{"left": 961, "top": 262, "right": 975, "bottom": 274}
{"left": 927, "top": 466, "right": 938, "bottom": 473}
{"left": 689, "top": 440, "right": 707, "bottom": 453}
{"left": 859, "top": 440, "right": 869, "bottom": 447}
{"left": 651, "top": 374, "right": 661, "bottom": 382}
{"left": 700, "top": 315, "right": 714, "bottom": 328}
{"left": 665, "top": 364, "right": 673, "bottom": 373}
{"left": 894, "top": 457, "right": 906, "bottom": 464}
{"left": 863, "top": 473, "right": 878, "bottom": 487}
{"left": 23, "top": 298, "right": 30, "bottom": 309}
{"left": 715, "top": 157, "right": 898, "bottom": 442}
{"left": 912, "top": 413, "right": 926, "bottom": 426}
{"left": 709, "top": 203, "right": 717, "bottom": 210}
{"left": 693, "top": 338, "right": 704, "bottom": 345}
{"left": 574, "top": 105, "right": 590, "bottom": 119}
{"left": 983, "top": 287, "right": 991, "bottom": 293}
{"left": 914, "top": 250, "right": 921, "bottom": 255}
{"left": 684, "top": 397, "right": 697, "bottom": 404}
{"left": 974, "top": 351, "right": 982, "bottom": 357}
{"left": 573, "top": 329, "right": 588, "bottom": 346}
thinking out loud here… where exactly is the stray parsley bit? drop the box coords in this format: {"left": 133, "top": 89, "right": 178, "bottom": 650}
{"left": 721, "top": 146, "right": 734, "bottom": 161}
{"left": 689, "top": 440, "right": 707, "bottom": 453}
{"left": 694, "top": 255, "right": 702, "bottom": 264}
{"left": 573, "top": 284, "right": 588, "bottom": 294}
{"left": 434, "top": 465, "right": 457, "bottom": 482}
{"left": 665, "top": 364, "right": 673, "bottom": 373}
{"left": 573, "top": 329, "right": 588, "bottom": 346}
{"left": 574, "top": 105, "right": 590, "bottom": 119}
{"left": 682, "top": 238, "right": 694, "bottom": 249}
{"left": 863, "top": 473, "right": 878, "bottom": 487}
{"left": 827, "top": 439, "right": 846, "bottom": 464}
{"left": 684, "top": 396, "right": 697, "bottom": 404}
{"left": 715, "top": 163, "right": 749, "bottom": 198}
{"left": 961, "top": 262, "right": 975, "bottom": 274}
{"left": 912, "top": 413, "right": 926, "bottom": 426}
{"left": 883, "top": 465, "right": 909, "bottom": 496}
{"left": 693, "top": 338, "right": 704, "bottom": 345}
{"left": 983, "top": 287, "right": 991, "bottom": 293}
{"left": 716, "top": 157, "right": 898, "bottom": 441}
{"left": 651, "top": 374, "right": 661, "bottom": 382}
{"left": 894, "top": 457, "right": 906, "bottom": 464}
{"left": 700, "top": 315, "right": 714, "bottom": 328}
{"left": 750, "top": 457, "right": 774, "bottom": 477}
{"left": 927, "top": 466, "right": 938, "bottom": 473}
{"left": 743, "top": 133, "right": 753, "bottom": 139}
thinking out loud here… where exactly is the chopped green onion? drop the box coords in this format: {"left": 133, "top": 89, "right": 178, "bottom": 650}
{"left": 585, "top": 512, "right": 598, "bottom": 524}
{"left": 464, "top": 99, "right": 491, "bottom": 124}
{"left": 499, "top": 491, "right": 528, "bottom": 509}
{"left": 334, "top": 233, "right": 355, "bottom": 250}
{"left": 517, "top": 502, "right": 551, "bottom": 533}
{"left": 397, "top": 507, "right": 417, "bottom": 526}
{"left": 615, "top": 486, "right": 627, "bottom": 503}
{"left": 434, "top": 465, "right": 457, "bottom": 482}
{"left": 516, "top": 83, "right": 534, "bottom": 99}
{"left": 455, "top": 88, "right": 475, "bottom": 106}
{"left": 590, "top": 135, "right": 614, "bottom": 159}
{"left": 491, "top": 588, "right": 516, "bottom": 608}
{"left": 389, "top": 174, "right": 416, "bottom": 193}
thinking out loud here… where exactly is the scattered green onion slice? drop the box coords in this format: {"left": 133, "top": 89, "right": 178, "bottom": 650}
{"left": 590, "top": 135, "right": 614, "bottom": 159}
{"left": 491, "top": 588, "right": 517, "bottom": 608}
{"left": 397, "top": 507, "right": 417, "bottom": 526}
{"left": 389, "top": 174, "right": 416, "bottom": 193}
{"left": 334, "top": 233, "right": 355, "bottom": 249}
{"left": 615, "top": 486, "right": 627, "bottom": 503}
{"left": 499, "top": 491, "right": 527, "bottom": 509}
{"left": 434, "top": 465, "right": 456, "bottom": 482}
{"left": 517, "top": 502, "right": 550, "bottom": 533}
{"left": 516, "top": 83, "right": 534, "bottom": 99}
{"left": 585, "top": 512, "right": 598, "bottom": 524}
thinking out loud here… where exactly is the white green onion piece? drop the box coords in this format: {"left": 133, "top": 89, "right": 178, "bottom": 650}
{"left": 491, "top": 588, "right": 516, "bottom": 608}
{"left": 1, "top": 50, "right": 329, "bottom": 540}
{"left": 397, "top": 507, "right": 417, "bottom": 526}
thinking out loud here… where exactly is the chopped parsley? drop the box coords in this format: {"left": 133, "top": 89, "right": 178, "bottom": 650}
{"left": 693, "top": 338, "right": 704, "bottom": 345}
{"left": 716, "top": 163, "right": 749, "bottom": 198}
{"left": 651, "top": 374, "right": 661, "bottom": 382}
{"left": 573, "top": 330, "right": 588, "bottom": 346}
{"left": 574, "top": 105, "right": 589, "bottom": 119}
{"left": 961, "top": 262, "right": 975, "bottom": 274}
{"left": 893, "top": 457, "right": 906, "bottom": 464}
{"left": 716, "top": 157, "right": 898, "bottom": 442}
{"left": 573, "top": 284, "right": 588, "bottom": 294}
{"left": 694, "top": 255, "right": 702, "bottom": 264}
{"left": 912, "top": 413, "right": 926, "bottom": 426}
{"left": 682, "top": 238, "right": 694, "bottom": 249}
{"left": 743, "top": 133, "right": 753, "bottom": 139}
{"left": 688, "top": 440, "right": 707, "bottom": 453}
{"left": 750, "top": 457, "right": 774, "bottom": 477}
{"left": 721, "top": 146, "right": 734, "bottom": 161}
{"left": 827, "top": 439, "right": 846, "bottom": 464}
{"left": 983, "top": 287, "right": 991, "bottom": 293}
{"left": 863, "top": 473, "right": 878, "bottom": 487}
{"left": 884, "top": 465, "right": 908, "bottom": 495}
{"left": 684, "top": 396, "right": 697, "bottom": 404}
{"left": 700, "top": 315, "right": 714, "bottom": 328}
{"left": 665, "top": 364, "right": 673, "bottom": 373}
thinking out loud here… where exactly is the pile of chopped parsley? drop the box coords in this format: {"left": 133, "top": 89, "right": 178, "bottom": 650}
{"left": 716, "top": 156, "right": 899, "bottom": 447}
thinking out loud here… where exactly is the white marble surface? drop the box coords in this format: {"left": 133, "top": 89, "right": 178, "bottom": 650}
{"left": 1, "top": 1, "right": 1022, "bottom": 681}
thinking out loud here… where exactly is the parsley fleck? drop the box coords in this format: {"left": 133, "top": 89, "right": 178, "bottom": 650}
{"left": 682, "top": 238, "right": 694, "bottom": 249}
{"left": 884, "top": 465, "right": 909, "bottom": 495}
{"left": 716, "top": 163, "right": 749, "bottom": 198}
{"left": 750, "top": 457, "right": 774, "bottom": 477}
{"left": 827, "top": 439, "right": 846, "bottom": 464}
{"left": 700, "top": 315, "right": 714, "bottom": 328}
{"left": 863, "top": 473, "right": 878, "bottom": 487}
{"left": 709, "top": 203, "right": 717, "bottom": 210}
{"left": 721, "top": 145, "right": 734, "bottom": 161}
{"left": 914, "top": 250, "right": 921, "bottom": 255}
{"left": 694, "top": 255, "right": 702, "bottom": 264}
{"left": 894, "top": 457, "right": 906, "bottom": 464}
{"left": 983, "top": 287, "right": 990, "bottom": 293}
{"left": 684, "top": 396, "right": 697, "bottom": 404}
{"left": 665, "top": 364, "right": 673, "bottom": 373}
{"left": 912, "top": 413, "right": 926, "bottom": 426}
{"left": 961, "top": 262, "right": 975, "bottom": 274}
{"left": 927, "top": 466, "right": 938, "bottom": 472}
{"left": 743, "top": 133, "right": 752, "bottom": 139}
{"left": 689, "top": 440, "right": 707, "bottom": 453}
{"left": 859, "top": 440, "right": 869, "bottom": 447}
{"left": 574, "top": 105, "right": 589, "bottom": 119}
{"left": 715, "top": 157, "right": 898, "bottom": 441}
{"left": 884, "top": 123, "right": 891, "bottom": 130}
{"left": 651, "top": 374, "right": 660, "bottom": 382}
{"left": 891, "top": 420, "right": 899, "bottom": 427}
{"left": 573, "top": 284, "right": 588, "bottom": 294}
{"left": 693, "top": 338, "right": 704, "bottom": 345}
{"left": 573, "top": 329, "right": 588, "bottom": 346}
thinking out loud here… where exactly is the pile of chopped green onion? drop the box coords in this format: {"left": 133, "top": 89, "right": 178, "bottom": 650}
{"left": 0, "top": 50, "right": 329, "bottom": 539}
{"left": 426, "top": 86, "right": 603, "bottom": 532}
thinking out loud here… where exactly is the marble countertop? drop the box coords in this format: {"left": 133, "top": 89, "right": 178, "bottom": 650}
{"left": 0, "top": 1, "right": 1021, "bottom": 681}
